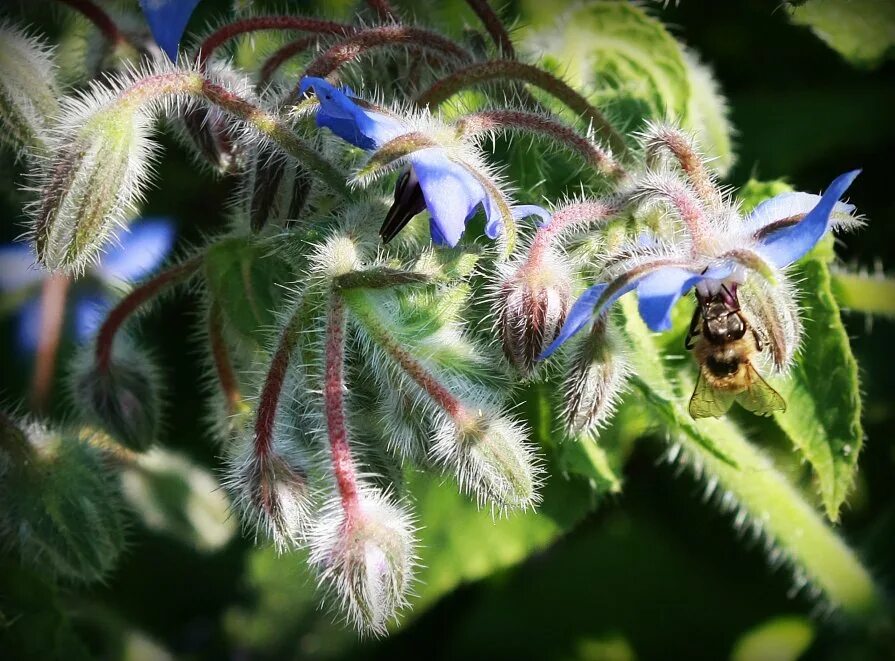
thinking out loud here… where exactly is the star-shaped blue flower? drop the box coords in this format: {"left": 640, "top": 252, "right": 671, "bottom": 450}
{"left": 540, "top": 170, "right": 861, "bottom": 358}
{"left": 0, "top": 218, "right": 175, "bottom": 353}
{"left": 300, "top": 76, "right": 506, "bottom": 247}
{"left": 138, "top": 0, "right": 202, "bottom": 61}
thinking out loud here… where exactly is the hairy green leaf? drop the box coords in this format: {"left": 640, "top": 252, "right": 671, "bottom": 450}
{"left": 789, "top": 0, "right": 895, "bottom": 68}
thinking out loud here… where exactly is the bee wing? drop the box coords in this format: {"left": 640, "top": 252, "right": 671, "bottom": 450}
{"left": 689, "top": 369, "right": 737, "bottom": 419}
{"left": 736, "top": 363, "right": 787, "bottom": 417}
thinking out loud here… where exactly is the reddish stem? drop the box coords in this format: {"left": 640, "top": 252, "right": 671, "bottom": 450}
{"left": 208, "top": 301, "right": 241, "bottom": 416}
{"left": 365, "top": 0, "right": 398, "bottom": 21}
{"left": 323, "top": 294, "right": 360, "bottom": 516}
{"left": 196, "top": 16, "right": 357, "bottom": 67}
{"left": 253, "top": 312, "right": 299, "bottom": 461}
{"left": 464, "top": 0, "right": 515, "bottom": 57}
{"left": 30, "top": 274, "right": 70, "bottom": 412}
{"left": 526, "top": 200, "right": 618, "bottom": 268}
{"left": 95, "top": 256, "right": 202, "bottom": 373}
{"left": 304, "top": 25, "right": 473, "bottom": 80}
{"left": 417, "top": 60, "right": 628, "bottom": 158}
{"left": 55, "top": 0, "right": 126, "bottom": 45}
{"left": 259, "top": 35, "right": 323, "bottom": 86}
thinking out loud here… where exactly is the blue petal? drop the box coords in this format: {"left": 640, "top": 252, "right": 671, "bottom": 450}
{"left": 745, "top": 192, "right": 856, "bottom": 233}
{"left": 636, "top": 268, "right": 705, "bottom": 332}
{"left": 139, "top": 0, "right": 201, "bottom": 62}
{"left": 96, "top": 218, "right": 176, "bottom": 283}
{"left": 72, "top": 293, "right": 112, "bottom": 344}
{"left": 299, "top": 77, "right": 402, "bottom": 149}
{"left": 540, "top": 283, "right": 610, "bottom": 359}
{"left": 411, "top": 149, "right": 487, "bottom": 247}
{"left": 512, "top": 204, "right": 552, "bottom": 227}
{"left": 757, "top": 170, "right": 860, "bottom": 268}
{"left": 0, "top": 243, "right": 45, "bottom": 293}
{"left": 15, "top": 295, "right": 43, "bottom": 354}
{"left": 482, "top": 194, "right": 503, "bottom": 240}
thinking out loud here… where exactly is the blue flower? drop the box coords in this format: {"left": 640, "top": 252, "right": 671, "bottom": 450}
{"left": 299, "top": 77, "right": 508, "bottom": 247}
{"left": 0, "top": 218, "right": 175, "bottom": 353}
{"left": 540, "top": 170, "right": 861, "bottom": 359}
{"left": 138, "top": 0, "right": 202, "bottom": 61}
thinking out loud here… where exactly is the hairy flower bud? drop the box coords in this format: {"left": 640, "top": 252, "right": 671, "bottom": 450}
{"left": 309, "top": 488, "right": 416, "bottom": 635}
{"left": 245, "top": 145, "right": 313, "bottom": 232}
{"left": 564, "top": 320, "right": 631, "bottom": 435}
{"left": 0, "top": 21, "right": 59, "bottom": 152}
{"left": 432, "top": 409, "right": 542, "bottom": 510}
{"left": 497, "top": 249, "right": 572, "bottom": 374}
{"left": 739, "top": 276, "right": 802, "bottom": 372}
{"left": 30, "top": 96, "right": 157, "bottom": 273}
{"left": 0, "top": 420, "right": 126, "bottom": 582}
{"left": 226, "top": 434, "right": 313, "bottom": 551}
{"left": 70, "top": 336, "right": 162, "bottom": 452}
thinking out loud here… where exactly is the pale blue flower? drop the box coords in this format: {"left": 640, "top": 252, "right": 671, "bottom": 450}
{"left": 540, "top": 170, "right": 861, "bottom": 358}
{"left": 0, "top": 219, "right": 175, "bottom": 353}
{"left": 300, "top": 76, "right": 508, "bottom": 247}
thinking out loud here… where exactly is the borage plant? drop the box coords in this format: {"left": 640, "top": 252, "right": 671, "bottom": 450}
{"left": 0, "top": 0, "right": 892, "bottom": 645}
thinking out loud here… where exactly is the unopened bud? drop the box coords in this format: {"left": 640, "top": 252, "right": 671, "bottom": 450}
{"left": 0, "top": 21, "right": 59, "bottom": 152}
{"left": 564, "top": 320, "right": 631, "bottom": 435}
{"left": 227, "top": 435, "right": 313, "bottom": 551}
{"left": 497, "top": 249, "right": 571, "bottom": 374}
{"left": 310, "top": 489, "right": 416, "bottom": 635}
{"left": 738, "top": 276, "right": 802, "bottom": 373}
{"left": 31, "top": 103, "right": 154, "bottom": 273}
{"left": 246, "top": 145, "right": 312, "bottom": 233}
{"left": 70, "top": 337, "right": 162, "bottom": 452}
{"left": 432, "top": 409, "right": 542, "bottom": 510}
{"left": 0, "top": 420, "right": 126, "bottom": 582}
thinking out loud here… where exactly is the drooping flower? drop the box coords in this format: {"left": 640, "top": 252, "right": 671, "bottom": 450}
{"left": 138, "top": 0, "right": 202, "bottom": 61}
{"left": 299, "top": 77, "right": 515, "bottom": 247}
{"left": 0, "top": 218, "right": 175, "bottom": 353}
{"left": 540, "top": 170, "right": 861, "bottom": 358}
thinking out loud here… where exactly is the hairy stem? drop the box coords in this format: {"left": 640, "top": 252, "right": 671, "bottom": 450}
{"left": 417, "top": 60, "right": 628, "bottom": 158}
{"left": 831, "top": 270, "right": 895, "bottom": 318}
{"left": 365, "top": 0, "right": 398, "bottom": 21}
{"left": 30, "top": 274, "right": 70, "bottom": 413}
{"left": 304, "top": 25, "right": 473, "bottom": 80}
{"left": 457, "top": 109, "right": 626, "bottom": 179}
{"left": 671, "top": 417, "right": 885, "bottom": 620}
{"left": 259, "top": 36, "right": 324, "bottom": 86}
{"left": 208, "top": 301, "right": 242, "bottom": 416}
{"left": 95, "top": 256, "right": 202, "bottom": 373}
{"left": 644, "top": 124, "right": 719, "bottom": 208}
{"left": 464, "top": 0, "right": 515, "bottom": 57}
{"left": 113, "top": 71, "right": 348, "bottom": 195}
{"left": 196, "top": 16, "right": 356, "bottom": 67}
{"left": 55, "top": 0, "right": 126, "bottom": 46}
{"left": 324, "top": 293, "right": 361, "bottom": 517}
{"left": 526, "top": 199, "right": 618, "bottom": 267}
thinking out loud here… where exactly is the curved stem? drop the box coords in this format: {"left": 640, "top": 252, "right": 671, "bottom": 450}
{"left": 259, "top": 35, "right": 324, "bottom": 86}
{"left": 208, "top": 301, "right": 242, "bottom": 416}
{"left": 195, "top": 16, "right": 356, "bottom": 67}
{"left": 526, "top": 199, "right": 618, "bottom": 267}
{"left": 55, "top": 0, "right": 127, "bottom": 46}
{"left": 30, "top": 274, "right": 70, "bottom": 412}
{"left": 464, "top": 0, "right": 515, "bottom": 57}
{"left": 831, "top": 269, "right": 895, "bottom": 318}
{"left": 365, "top": 0, "right": 398, "bottom": 21}
{"left": 457, "top": 109, "right": 626, "bottom": 178}
{"left": 643, "top": 124, "right": 719, "bottom": 208}
{"left": 324, "top": 293, "right": 361, "bottom": 517}
{"left": 417, "top": 60, "right": 628, "bottom": 159}
{"left": 303, "top": 25, "right": 473, "bottom": 80}
{"left": 95, "top": 256, "right": 202, "bottom": 373}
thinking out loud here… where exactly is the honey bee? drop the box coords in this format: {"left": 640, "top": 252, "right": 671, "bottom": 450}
{"left": 685, "top": 285, "right": 786, "bottom": 419}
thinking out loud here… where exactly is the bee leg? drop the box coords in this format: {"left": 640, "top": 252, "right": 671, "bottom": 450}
{"left": 751, "top": 327, "right": 764, "bottom": 353}
{"left": 685, "top": 308, "right": 701, "bottom": 350}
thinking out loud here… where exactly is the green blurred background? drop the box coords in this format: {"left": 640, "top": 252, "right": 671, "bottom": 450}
{"left": 1, "top": 1, "right": 894, "bottom": 659}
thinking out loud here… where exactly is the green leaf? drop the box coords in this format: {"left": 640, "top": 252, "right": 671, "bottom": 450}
{"left": 682, "top": 49, "right": 736, "bottom": 177}
{"left": 831, "top": 269, "right": 895, "bottom": 318}
{"left": 731, "top": 616, "right": 815, "bottom": 661}
{"left": 789, "top": 0, "right": 895, "bottom": 68}
{"left": 774, "top": 251, "right": 863, "bottom": 521}
{"left": 203, "top": 237, "right": 297, "bottom": 346}
{"left": 524, "top": 2, "right": 691, "bottom": 131}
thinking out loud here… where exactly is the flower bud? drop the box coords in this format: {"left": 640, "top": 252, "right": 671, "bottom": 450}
{"left": 0, "top": 420, "right": 126, "bottom": 583}
{"left": 69, "top": 336, "right": 162, "bottom": 452}
{"left": 245, "top": 145, "right": 312, "bottom": 233}
{"left": 30, "top": 100, "right": 155, "bottom": 273}
{"left": 0, "top": 21, "right": 59, "bottom": 152}
{"left": 497, "top": 249, "right": 572, "bottom": 374}
{"left": 226, "top": 434, "right": 313, "bottom": 551}
{"left": 432, "top": 409, "right": 542, "bottom": 510}
{"left": 563, "top": 320, "right": 631, "bottom": 435}
{"left": 738, "top": 276, "right": 802, "bottom": 373}
{"left": 309, "top": 489, "right": 416, "bottom": 635}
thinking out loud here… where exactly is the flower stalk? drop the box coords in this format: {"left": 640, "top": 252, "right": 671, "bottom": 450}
{"left": 30, "top": 274, "right": 70, "bottom": 412}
